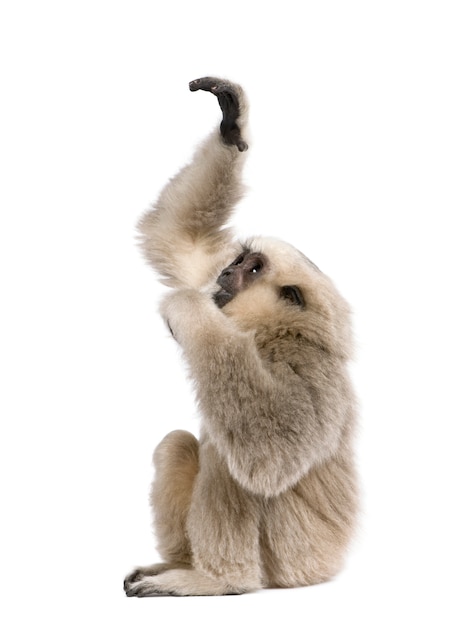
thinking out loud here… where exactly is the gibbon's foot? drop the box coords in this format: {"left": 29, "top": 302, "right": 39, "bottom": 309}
{"left": 125, "top": 578, "right": 175, "bottom": 597}
{"left": 189, "top": 77, "right": 248, "bottom": 152}
{"left": 123, "top": 568, "right": 147, "bottom": 589}
{"left": 123, "top": 563, "right": 187, "bottom": 591}
{"left": 125, "top": 577, "right": 182, "bottom": 597}
{"left": 124, "top": 566, "right": 247, "bottom": 596}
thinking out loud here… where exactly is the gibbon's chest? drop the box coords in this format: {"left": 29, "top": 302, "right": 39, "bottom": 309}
{"left": 255, "top": 331, "right": 324, "bottom": 373}
{"left": 254, "top": 333, "right": 351, "bottom": 412}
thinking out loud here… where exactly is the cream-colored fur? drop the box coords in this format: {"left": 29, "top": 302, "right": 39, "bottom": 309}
{"left": 124, "top": 78, "right": 358, "bottom": 597}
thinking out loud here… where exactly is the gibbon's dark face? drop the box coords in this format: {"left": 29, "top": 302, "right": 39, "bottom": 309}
{"left": 213, "top": 248, "right": 266, "bottom": 308}
{"left": 213, "top": 248, "right": 305, "bottom": 310}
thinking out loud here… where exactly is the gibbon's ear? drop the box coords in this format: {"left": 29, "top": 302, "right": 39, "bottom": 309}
{"left": 280, "top": 285, "right": 305, "bottom": 308}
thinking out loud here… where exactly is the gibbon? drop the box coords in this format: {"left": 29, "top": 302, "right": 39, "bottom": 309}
{"left": 124, "top": 77, "right": 358, "bottom": 596}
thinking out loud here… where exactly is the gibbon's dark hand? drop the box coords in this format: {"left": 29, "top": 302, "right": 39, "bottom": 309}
{"left": 189, "top": 77, "right": 248, "bottom": 152}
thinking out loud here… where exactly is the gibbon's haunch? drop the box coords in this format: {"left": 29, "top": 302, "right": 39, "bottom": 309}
{"left": 124, "top": 77, "right": 359, "bottom": 597}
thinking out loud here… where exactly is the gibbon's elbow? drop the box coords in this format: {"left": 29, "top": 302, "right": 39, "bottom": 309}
{"left": 227, "top": 452, "right": 309, "bottom": 498}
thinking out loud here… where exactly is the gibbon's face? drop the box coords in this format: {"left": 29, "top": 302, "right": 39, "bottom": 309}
{"left": 212, "top": 237, "right": 352, "bottom": 357}
{"left": 213, "top": 246, "right": 306, "bottom": 311}
{"left": 213, "top": 237, "right": 320, "bottom": 313}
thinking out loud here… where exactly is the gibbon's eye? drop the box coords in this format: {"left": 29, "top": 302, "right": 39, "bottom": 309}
{"left": 232, "top": 253, "right": 245, "bottom": 266}
{"left": 280, "top": 285, "right": 305, "bottom": 307}
{"left": 250, "top": 262, "right": 263, "bottom": 274}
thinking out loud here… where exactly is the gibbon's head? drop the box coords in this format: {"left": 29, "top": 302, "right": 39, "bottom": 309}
{"left": 213, "top": 236, "right": 353, "bottom": 359}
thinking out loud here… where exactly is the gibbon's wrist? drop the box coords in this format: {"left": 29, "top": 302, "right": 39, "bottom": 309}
{"left": 159, "top": 289, "right": 216, "bottom": 345}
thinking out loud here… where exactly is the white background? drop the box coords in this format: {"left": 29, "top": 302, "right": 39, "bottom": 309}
{"left": 1, "top": 1, "right": 449, "bottom": 624}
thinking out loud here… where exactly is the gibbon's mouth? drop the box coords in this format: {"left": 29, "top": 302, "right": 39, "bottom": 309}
{"left": 213, "top": 289, "right": 233, "bottom": 309}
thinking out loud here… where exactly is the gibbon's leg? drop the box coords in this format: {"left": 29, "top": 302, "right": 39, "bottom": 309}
{"left": 124, "top": 430, "right": 199, "bottom": 591}
{"left": 138, "top": 77, "right": 249, "bottom": 289}
{"left": 259, "top": 458, "right": 359, "bottom": 588}
{"left": 186, "top": 441, "right": 262, "bottom": 592}
{"left": 151, "top": 430, "right": 199, "bottom": 563}
{"left": 125, "top": 440, "right": 263, "bottom": 596}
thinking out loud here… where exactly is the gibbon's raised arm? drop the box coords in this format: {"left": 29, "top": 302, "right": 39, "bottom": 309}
{"left": 138, "top": 78, "right": 249, "bottom": 289}
{"left": 160, "top": 289, "right": 350, "bottom": 498}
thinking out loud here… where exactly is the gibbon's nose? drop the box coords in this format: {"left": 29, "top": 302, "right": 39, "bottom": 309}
{"left": 217, "top": 266, "right": 235, "bottom": 291}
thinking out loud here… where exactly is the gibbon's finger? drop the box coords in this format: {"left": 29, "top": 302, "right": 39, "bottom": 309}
{"left": 189, "top": 76, "right": 223, "bottom": 92}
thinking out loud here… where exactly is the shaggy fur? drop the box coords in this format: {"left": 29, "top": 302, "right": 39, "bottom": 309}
{"left": 124, "top": 77, "right": 358, "bottom": 597}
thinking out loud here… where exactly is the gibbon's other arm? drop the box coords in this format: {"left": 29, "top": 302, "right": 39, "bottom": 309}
{"left": 160, "top": 289, "right": 348, "bottom": 498}
{"left": 138, "top": 78, "right": 249, "bottom": 289}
